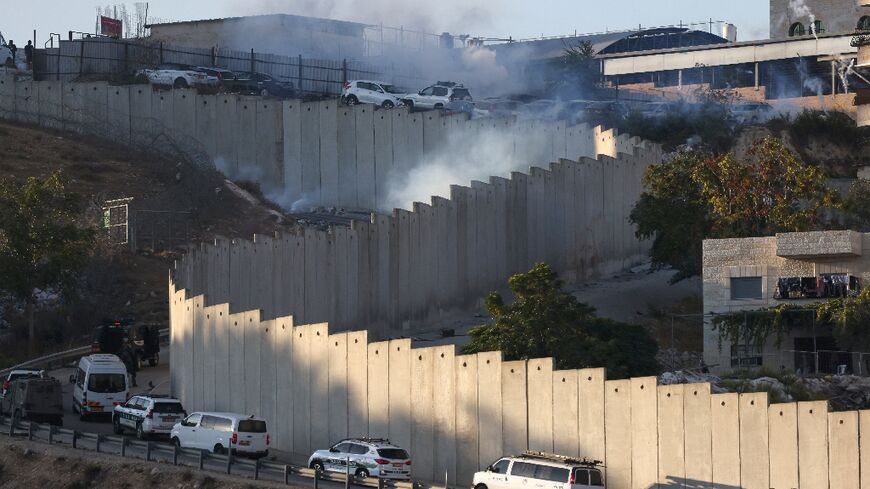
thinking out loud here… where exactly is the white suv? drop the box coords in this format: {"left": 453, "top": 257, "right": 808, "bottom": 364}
{"left": 402, "top": 82, "right": 472, "bottom": 111}
{"left": 308, "top": 438, "right": 412, "bottom": 480}
{"left": 342, "top": 80, "right": 406, "bottom": 108}
{"left": 112, "top": 395, "right": 186, "bottom": 439}
{"left": 171, "top": 412, "right": 270, "bottom": 458}
{"left": 473, "top": 451, "right": 604, "bottom": 489}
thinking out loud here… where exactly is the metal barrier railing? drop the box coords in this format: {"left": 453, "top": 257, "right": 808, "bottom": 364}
{"left": 0, "top": 414, "right": 416, "bottom": 488}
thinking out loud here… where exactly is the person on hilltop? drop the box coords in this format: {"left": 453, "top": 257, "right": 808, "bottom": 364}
{"left": 24, "top": 41, "right": 33, "bottom": 69}
{"left": 7, "top": 40, "right": 16, "bottom": 63}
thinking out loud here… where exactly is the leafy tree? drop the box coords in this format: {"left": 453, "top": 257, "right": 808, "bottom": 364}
{"left": 547, "top": 40, "right": 599, "bottom": 99}
{"left": 462, "top": 263, "right": 659, "bottom": 378}
{"left": 630, "top": 137, "right": 837, "bottom": 282}
{"left": 0, "top": 172, "right": 95, "bottom": 352}
{"left": 843, "top": 179, "right": 870, "bottom": 232}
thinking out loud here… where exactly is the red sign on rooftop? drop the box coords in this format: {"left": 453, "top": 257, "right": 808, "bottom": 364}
{"left": 100, "top": 16, "right": 122, "bottom": 38}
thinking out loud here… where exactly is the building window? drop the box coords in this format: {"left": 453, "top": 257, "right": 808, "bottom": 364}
{"left": 812, "top": 20, "right": 825, "bottom": 35}
{"left": 731, "top": 344, "right": 763, "bottom": 368}
{"left": 731, "top": 277, "right": 763, "bottom": 300}
{"left": 859, "top": 16, "right": 870, "bottom": 32}
{"left": 789, "top": 22, "right": 806, "bottom": 37}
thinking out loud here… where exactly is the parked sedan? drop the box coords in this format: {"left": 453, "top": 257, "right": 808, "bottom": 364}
{"left": 230, "top": 72, "right": 295, "bottom": 98}
{"left": 137, "top": 64, "right": 219, "bottom": 89}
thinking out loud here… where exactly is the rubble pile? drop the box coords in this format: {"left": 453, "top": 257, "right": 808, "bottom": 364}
{"left": 659, "top": 370, "right": 870, "bottom": 411}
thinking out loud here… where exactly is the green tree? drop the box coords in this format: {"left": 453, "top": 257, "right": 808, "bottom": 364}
{"left": 548, "top": 40, "right": 599, "bottom": 99}
{"left": 462, "top": 263, "right": 659, "bottom": 378}
{"left": 630, "top": 137, "right": 837, "bottom": 282}
{"left": 843, "top": 179, "right": 870, "bottom": 232}
{"left": 0, "top": 172, "right": 95, "bottom": 352}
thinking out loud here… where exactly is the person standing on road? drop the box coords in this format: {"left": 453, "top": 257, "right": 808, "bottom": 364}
{"left": 7, "top": 40, "right": 16, "bottom": 63}
{"left": 24, "top": 41, "right": 33, "bottom": 70}
{"left": 119, "top": 346, "right": 139, "bottom": 388}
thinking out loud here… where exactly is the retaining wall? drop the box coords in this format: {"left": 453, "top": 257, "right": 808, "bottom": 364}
{"left": 170, "top": 282, "right": 867, "bottom": 488}
{"left": 0, "top": 74, "right": 645, "bottom": 210}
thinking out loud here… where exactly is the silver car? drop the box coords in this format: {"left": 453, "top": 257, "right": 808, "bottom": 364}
{"left": 308, "top": 438, "right": 412, "bottom": 480}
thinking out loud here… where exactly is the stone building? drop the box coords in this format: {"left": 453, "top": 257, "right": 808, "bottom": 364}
{"left": 770, "top": 0, "right": 867, "bottom": 39}
{"left": 702, "top": 231, "right": 869, "bottom": 374}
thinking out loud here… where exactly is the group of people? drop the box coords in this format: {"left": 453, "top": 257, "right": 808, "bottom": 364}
{"left": 5, "top": 39, "right": 34, "bottom": 69}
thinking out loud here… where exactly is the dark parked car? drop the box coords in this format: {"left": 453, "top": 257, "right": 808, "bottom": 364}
{"left": 0, "top": 377, "right": 64, "bottom": 425}
{"left": 195, "top": 66, "right": 238, "bottom": 85}
{"left": 231, "top": 72, "right": 295, "bottom": 98}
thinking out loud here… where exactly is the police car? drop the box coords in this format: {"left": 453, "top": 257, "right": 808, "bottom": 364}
{"left": 473, "top": 451, "right": 604, "bottom": 489}
{"left": 112, "top": 395, "right": 186, "bottom": 439}
{"left": 308, "top": 438, "right": 412, "bottom": 480}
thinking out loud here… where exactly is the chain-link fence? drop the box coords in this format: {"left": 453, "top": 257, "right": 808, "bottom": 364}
{"left": 32, "top": 37, "right": 426, "bottom": 96}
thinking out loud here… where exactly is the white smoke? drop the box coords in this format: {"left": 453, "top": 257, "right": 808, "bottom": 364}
{"left": 383, "top": 127, "right": 550, "bottom": 211}
{"left": 222, "top": 0, "right": 496, "bottom": 34}
{"left": 789, "top": 0, "right": 818, "bottom": 38}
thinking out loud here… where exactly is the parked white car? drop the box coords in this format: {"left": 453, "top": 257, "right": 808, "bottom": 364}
{"left": 137, "top": 64, "right": 218, "bottom": 89}
{"left": 342, "top": 80, "right": 405, "bottom": 108}
{"left": 171, "top": 412, "right": 270, "bottom": 457}
{"left": 473, "top": 451, "right": 604, "bottom": 489}
{"left": 308, "top": 437, "right": 411, "bottom": 480}
{"left": 402, "top": 82, "right": 472, "bottom": 111}
{"left": 69, "top": 354, "right": 129, "bottom": 420}
{"left": 112, "top": 395, "right": 186, "bottom": 439}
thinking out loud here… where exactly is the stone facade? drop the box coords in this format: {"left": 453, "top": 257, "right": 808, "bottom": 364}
{"left": 770, "top": 0, "right": 865, "bottom": 39}
{"left": 703, "top": 231, "right": 870, "bottom": 373}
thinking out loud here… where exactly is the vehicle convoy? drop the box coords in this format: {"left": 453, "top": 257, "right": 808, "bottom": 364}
{"left": 308, "top": 438, "right": 412, "bottom": 480}
{"left": 2, "top": 368, "right": 45, "bottom": 398}
{"left": 0, "top": 377, "right": 64, "bottom": 426}
{"left": 69, "top": 354, "right": 129, "bottom": 420}
{"left": 402, "top": 81, "right": 472, "bottom": 111}
{"left": 137, "top": 63, "right": 219, "bottom": 89}
{"left": 171, "top": 412, "right": 270, "bottom": 458}
{"left": 473, "top": 451, "right": 604, "bottom": 489}
{"left": 113, "top": 395, "right": 186, "bottom": 440}
{"left": 342, "top": 80, "right": 406, "bottom": 108}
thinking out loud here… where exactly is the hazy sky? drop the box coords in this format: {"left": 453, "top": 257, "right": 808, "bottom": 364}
{"left": 4, "top": 1, "right": 770, "bottom": 48}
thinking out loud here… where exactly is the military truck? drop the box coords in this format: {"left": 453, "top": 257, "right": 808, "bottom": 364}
{"left": 0, "top": 377, "right": 64, "bottom": 426}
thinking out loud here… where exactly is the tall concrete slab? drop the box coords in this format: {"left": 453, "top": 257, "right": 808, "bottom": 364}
{"left": 577, "top": 368, "right": 606, "bottom": 462}
{"left": 319, "top": 101, "right": 339, "bottom": 205}
{"left": 236, "top": 96, "right": 258, "bottom": 175}
{"left": 328, "top": 332, "right": 349, "bottom": 444}
{"left": 477, "top": 351, "right": 504, "bottom": 465}
{"left": 215, "top": 95, "right": 239, "bottom": 175}
{"left": 0, "top": 74, "right": 16, "bottom": 120}
{"left": 657, "top": 384, "right": 685, "bottom": 486}
{"left": 346, "top": 330, "right": 368, "bottom": 438}
{"left": 527, "top": 358, "right": 554, "bottom": 452}
{"left": 604, "top": 379, "right": 632, "bottom": 489}
{"left": 300, "top": 102, "right": 321, "bottom": 202}
{"left": 739, "top": 392, "right": 769, "bottom": 489}
{"left": 282, "top": 101, "right": 303, "bottom": 199}
{"left": 355, "top": 106, "right": 376, "bottom": 210}
{"left": 630, "top": 377, "right": 657, "bottom": 489}
{"left": 310, "top": 323, "right": 331, "bottom": 450}
{"left": 411, "top": 347, "right": 436, "bottom": 482}
{"left": 106, "top": 85, "right": 131, "bottom": 143}
{"left": 128, "top": 85, "right": 153, "bottom": 143}
{"left": 274, "top": 315, "right": 294, "bottom": 449}
{"left": 501, "top": 360, "right": 528, "bottom": 456}
{"left": 456, "top": 354, "right": 480, "bottom": 481}
{"left": 388, "top": 338, "right": 412, "bottom": 451}
{"left": 243, "top": 310, "right": 262, "bottom": 416}
{"left": 201, "top": 305, "right": 217, "bottom": 411}
{"left": 228, "top": 311, "right": 246, "bottom": 414}
{"left": 172, "top": 89, "right": 197, "bottom": 144}
{"left": 768, "top": 403, "right": 799, "bottom": 489}
{"left": 151, "top": 90, "right": 174, "bottom": 140}
{"left": 798, "top": 401, "right": 829, "bottom": 489}
{"left": 213, "top": 303, "right": 231, "bottom": 412}
{"left": 195, "top": 94, "right": 217, "bottom": 158}
{"left": 433, "top": 345, "right": 457, "bottom": 485}
{"left": 373, "top": 110, "right": 393, "bottom": 210}
{"left": 367, "top": 341, "right": 390, "bottom": 437}
{"left": 255, "top": 100, "right": 283, "bottom": 190}
{"left": 15, "top": 80, "right": 35, "bottom": 124}
{"left": 683, "top": 383, "right": 712, "bottom": 486}
{"left": 829, "top": 411, "right": 859, "bottom": 489}
{"left": 337, "top": 106, "right": 358, "bottom": 208}
{"left": 292, "top": 323, "right": 312, "bottom": 455}
{"left": 259, "top": 318, "right": 277, "bottom": 427}
{"left": 711, "top": 393, "right": 740, "bottom": 488}
{"left": 861, "top": 410, "right": 870, "bottom": 489}
{"left": 553, "top": 369, "right": 579, "bottom": 457}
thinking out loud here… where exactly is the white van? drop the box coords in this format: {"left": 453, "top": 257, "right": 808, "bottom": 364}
{"left": 69, "top": 354, "right": 129, "bottom": 420}
{"left": 171, "top": 412, "right": 270, "bottom": 458}
{"left": 473, "top": 451, "right": 604, "bottom": 489}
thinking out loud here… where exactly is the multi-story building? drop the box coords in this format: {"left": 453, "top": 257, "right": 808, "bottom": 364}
{"left": 770, "top": 0, "right": 866, "bottom": 39}
{"left": 703, "top": 231, "right": 869, "bottom": 374}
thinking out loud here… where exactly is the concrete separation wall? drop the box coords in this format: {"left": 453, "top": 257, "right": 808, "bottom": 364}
{"left": 170, "top": 136, "right": 657, "bottom": 335}
{"left": 0, "top": 73, "right": 647, "bottom": 211}
{"left": 170, "top": 283, "right": 870, "bottom": 488}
